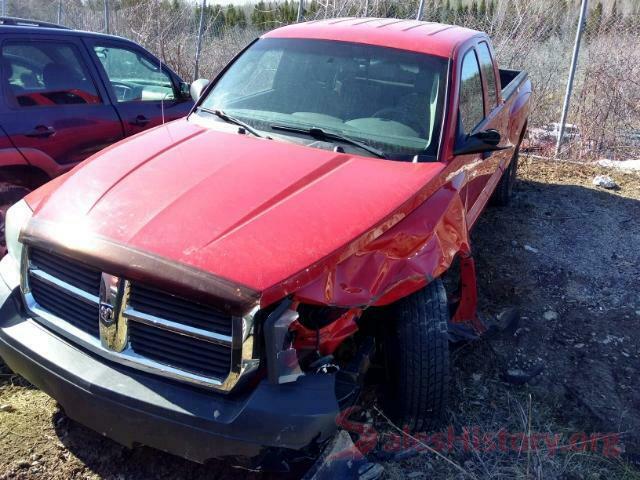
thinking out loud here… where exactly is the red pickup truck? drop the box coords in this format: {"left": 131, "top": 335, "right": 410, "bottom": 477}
{"left": 0, "top": 19, "right": 530, "bottom": 469}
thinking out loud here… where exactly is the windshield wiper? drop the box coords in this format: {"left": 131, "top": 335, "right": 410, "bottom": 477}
{"left": 271, "top": 125, "right": 386, "bottom": 159}
{"left": 198, "top": 107, "right": 269, "bottom": 139}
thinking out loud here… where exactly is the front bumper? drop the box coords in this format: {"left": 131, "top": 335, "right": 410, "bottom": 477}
{"left": 0, "top": 277, "right": 340, "bottom": 465}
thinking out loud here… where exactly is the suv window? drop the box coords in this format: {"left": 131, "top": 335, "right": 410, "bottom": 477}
{"left": 477, "top": 42, "right": 497, "bottom": 108}
{"left": 1, "top": 41, "right": 101, "bottom": 107}
{"left": 458, "top": 50, "right": 485, "bottom": 135}
{"left": 93, "top": 45, "right": 174, "bottom": 102}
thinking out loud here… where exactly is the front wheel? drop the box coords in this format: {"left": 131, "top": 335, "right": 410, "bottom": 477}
{"left": 384, "top": 279, "right": 450, "bottom": 432}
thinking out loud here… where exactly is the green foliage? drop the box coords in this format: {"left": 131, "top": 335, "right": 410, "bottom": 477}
{"left": 225, "top": 4, "right": 247, "bottom": 28}
{"left": 586, "top": 1, "right": 603, "bottom": 38}
{"left": 479, "top": 0, "right": 487, "bottom": 17}
{"left": 470, "top": 0, "right": 478, "bottom": 18}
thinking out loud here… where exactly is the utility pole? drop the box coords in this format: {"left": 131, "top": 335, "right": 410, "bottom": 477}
{"left": 416, "top": 0, "right": 425, "bottom": 20}
{"left": 194, "top": 0, "right": 206, "bottom": 80}
{"left": 296, "top": 0, "right": 304, "bottom": 22}
{"left": 556, "top": 0, "right": 588, "bottom": 155}
{"left": 104, "top": 0, "right": 110, "bottom": 34}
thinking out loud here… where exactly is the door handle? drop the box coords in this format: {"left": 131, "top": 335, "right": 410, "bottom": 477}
{"left": 25, "top": 125, "right": 56, "bottom": 138}
{"left": 130, "top": 115, "right": 150, "bottom": 127}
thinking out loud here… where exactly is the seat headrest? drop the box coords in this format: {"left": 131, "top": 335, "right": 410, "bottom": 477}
{"left": 43, "top": 63, "right": 81, "bottom": 91}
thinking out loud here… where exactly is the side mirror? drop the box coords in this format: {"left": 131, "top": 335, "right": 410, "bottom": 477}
{"left": 454, "top": 129, "right": 506, "bottom": 156}
{"left": 190, "top": 78, "right": 210, "bottom": 102}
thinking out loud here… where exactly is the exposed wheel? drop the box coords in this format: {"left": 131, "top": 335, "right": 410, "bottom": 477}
{"left": 0, "top": 182, "right": 31, "bottom": 257}
{"left": 384, "top": 279, "right": 450, "bottom": 431}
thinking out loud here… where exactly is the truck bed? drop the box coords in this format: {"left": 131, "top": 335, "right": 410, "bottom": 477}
{"left": 500, "top": 68, "right": 528, "bottom": 101}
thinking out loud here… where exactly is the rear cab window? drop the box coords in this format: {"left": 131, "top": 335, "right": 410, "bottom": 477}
{"left": 1, "top": 40, "right": 101, "bottom": 107}
{"left": 476, "top": 41, "right": 498, "bottom": 110}
{"left": 458, "top": 49, "right": 485, "bottom": 136}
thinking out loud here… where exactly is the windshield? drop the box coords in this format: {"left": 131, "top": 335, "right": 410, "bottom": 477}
{"left": 200, "top": 38, "right": 448, "bottom": 160}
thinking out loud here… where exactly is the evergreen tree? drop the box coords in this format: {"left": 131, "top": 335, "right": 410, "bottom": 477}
{"left": 479, "top": 0, "right": 486, "bottom": 17}
{"left": 488, "top": 0, "right": 495, "bottom": 18}
{"left": 251, "top": 1, "right": 267, "bottom": 28}
{"left": 470, "top": 0, "right": 478, "bottom": 18}
{"left": 226, "top": 4, "right": 238, "bottom": 28}
{"left": 440, "top": 0, "right": 452, "bottom": 23}
{"left": 306, "top": 0, "right": 319, "bottom": 16}
{"left": 586, "top": 1, "right": 603, "bottom": 38}
{"left": 236, "top": 8, "right": 247, "bottom": 28}
{"left": 607, "top": 0, "right": 621, "bottom": 30}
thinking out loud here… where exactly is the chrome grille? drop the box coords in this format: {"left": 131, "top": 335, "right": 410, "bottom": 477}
{"left": 30, "top": 248, "right": 101, "bottom": 295}
{"left": 129, "top": 283, "right": 232, "bottom": 336}
{"left": 126, "top": 282, "right": 233, "bottom": 379}
{"left": 129, "top": 322, "right": 231, "bottom": 379}
{"left": 22, "top": 247, "right": 235, "bottom": 389}
{"left": 30, "top": 274, "right": 100, "bottom": 337}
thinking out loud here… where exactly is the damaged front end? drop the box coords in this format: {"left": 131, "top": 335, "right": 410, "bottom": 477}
{"left": 0, "top": 137, "right": 487, "bottom": 470}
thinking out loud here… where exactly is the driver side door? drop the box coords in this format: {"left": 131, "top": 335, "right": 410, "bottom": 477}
{"left": 85, "top": 39, "right": 192, "bottom": 136}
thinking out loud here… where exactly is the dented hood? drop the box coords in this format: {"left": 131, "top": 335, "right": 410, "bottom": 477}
{"left": 25, "top": 119, "right": 447, "bottom": 307}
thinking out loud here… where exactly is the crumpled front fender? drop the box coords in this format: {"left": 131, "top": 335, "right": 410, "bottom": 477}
{"left": 291, "top": 181, "right": 470, "bottom": 308}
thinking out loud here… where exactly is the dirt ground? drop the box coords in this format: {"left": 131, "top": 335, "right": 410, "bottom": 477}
{"left": 1, "top": 157, "right": 639, "bottom": 480}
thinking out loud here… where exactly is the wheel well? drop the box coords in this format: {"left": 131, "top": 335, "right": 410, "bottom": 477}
{"left": 519, "top": 121, "right": 529, "bottom": 143}
{"left": 0, "top": 165, "right": 51, "bottom": 190}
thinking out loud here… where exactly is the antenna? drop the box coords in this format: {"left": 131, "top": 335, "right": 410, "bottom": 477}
{"left": 157, "top": 0, "right": 165, "bottom": 126}
{"left": 159, "top": 54, "right": 165, "bottom": 125}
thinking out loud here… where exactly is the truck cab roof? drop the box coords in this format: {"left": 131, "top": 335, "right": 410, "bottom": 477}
{"left": 264, "top": 18, "right": 483, "bottom": 59}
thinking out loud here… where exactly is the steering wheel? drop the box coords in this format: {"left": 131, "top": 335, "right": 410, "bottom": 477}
{"left": 111, "top": 82, "right": 134, "bottom": 102}
{"left": 372, "top": 107, "right": 416, "bottom": 126}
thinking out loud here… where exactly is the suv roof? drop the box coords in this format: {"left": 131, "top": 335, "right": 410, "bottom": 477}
{"left": 0, "top": 16, "right": 135, "bottom": 45}
{"left": 0, "top": 16, "right": 70, "bottom": 29}
{"left": 265, "top": 17, "right": 482, "bottom": 58}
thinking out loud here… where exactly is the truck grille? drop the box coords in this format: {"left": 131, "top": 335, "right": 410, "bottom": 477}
{"left": 28, "top": 249, "right": 101, "bottom": 338}
{"left": 129, "top": 283, "right": 232, "bottom": 336}
{"left": 30, "top": 274, "right": 100, "bottom": 337}
{"left": 24, "top": 247, "right": 234, "bottom": 388}
{"left": 129, "top": 322, "right": 231, "bottom": 379}
{"left": 127, "top": 283, "right": 232, "bottom": 379}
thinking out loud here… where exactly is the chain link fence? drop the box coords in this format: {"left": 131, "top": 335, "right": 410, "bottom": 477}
{"left": 3, "top": 0, "right": 640, "bottom": 159}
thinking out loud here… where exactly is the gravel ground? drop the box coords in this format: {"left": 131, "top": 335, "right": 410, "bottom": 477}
{"left": 1, "top": 157, "right": 639, "bottom": 480}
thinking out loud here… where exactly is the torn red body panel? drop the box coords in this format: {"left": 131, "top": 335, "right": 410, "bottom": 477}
{"left": 287, "top": 181, "right": 470, "bottom": 308}
{"left": 291, "top": 309, "right": 361, "bottom": 356}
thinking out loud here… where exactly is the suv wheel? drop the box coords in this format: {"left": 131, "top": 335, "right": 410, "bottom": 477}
{"left": 0, "top": 182, "right": 31, "bottom": 256}
{"left": 384, "top": 279, "right": 450, "bottom": 431}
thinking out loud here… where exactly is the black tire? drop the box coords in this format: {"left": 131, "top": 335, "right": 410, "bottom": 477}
{"left": 384, "top": 279, "right": 450, "bottom": 432}
{"left": 490, "top": 143, "right": 519, "bottom": 207}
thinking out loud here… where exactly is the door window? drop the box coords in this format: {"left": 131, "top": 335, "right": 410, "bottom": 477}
{"left": 477, "top": 42, "right": 498, "bottom": 109}
{"left": 1, "top": 41, "right": 101, "bottom": 107}
{"left": 93, "top": 45, "right": 175, "bottom": 102}
{"left": 458, "top": 50, "right": 485, "bottom": 135}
